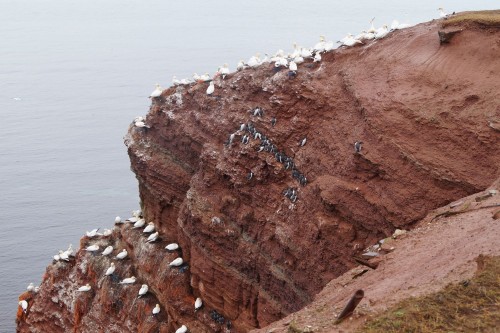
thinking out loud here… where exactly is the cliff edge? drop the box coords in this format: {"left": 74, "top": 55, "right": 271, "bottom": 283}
{"left": 17, "top": 11, "right": 500, "bottom": 333}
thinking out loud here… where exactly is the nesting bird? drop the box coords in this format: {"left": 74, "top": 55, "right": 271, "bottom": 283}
{"left": 133, "top": 218, "right": 146, "bottom": 229}
{"left": 19, "top": 300, "right": 28, "bottom": 313}
{"left": 149, "top": 84, "right": 163, "bottom": 98}
{"left": 116, "top": 249, "right": 128, "bottom": 260}
{"left": 438, "top": 7, "right": 447, "bottom": 18}
{"left": 219, "top": 64, "right": 230, "bottom": 79}
{"left": 138, "top": 284, "right": 148, "bottom": 298}
{"left": 176, "top": 325, "right": 188, "bottom": 333}
{"left": 102, "top": 245, "right": 113, "bottom": 256}
{"left": 27, "top": 283, "right": 34, "bottom": 292}
{"left": 77, "top": 284, "right": 92, "bottom": 292}
{"left": 146, "top": 231, "right": 159, "bottom": 243}
{"left": 152, "top": 304, "right": 161, "bottom": 316}
{"left": 165, "top": 243, "right": 179, "bottom": 251}
{"left": 195, "top": 297, "right": 203, "bottom": 311}
{"left": 126, "top": 216, "right": 138, "bottom": 223}
{"left": 85, "top": 228, "right": 99, "bottom": 238}
{"left": 85, "top": 244, "right": 99, "bottom": 252}
{"left": 169, "top": 257, "right": 184, "bottom": 267}
{"left": 105, "top": 263, "right": 116, "bottom": 276}
{"left": 143, "top": 222, "right": 155, "bottom": 233}
{"left": 299, "top": 138, "right": 307, "bottom": 147}
{"left": 236, "top": 60, "right": 245, "bottom": 71}
{"left": 119, "top": 276, "right": 136, "bottom": 284}
{"left": 206, "top": 81, "right": 215, "bottom": 95}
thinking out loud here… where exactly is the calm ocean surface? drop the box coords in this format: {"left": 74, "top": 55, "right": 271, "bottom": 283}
{"left": 0, "top": 0, "right": 496, "bottom": 330}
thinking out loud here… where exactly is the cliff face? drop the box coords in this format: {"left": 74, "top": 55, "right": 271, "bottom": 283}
{"left": 17, "top": 15, "right": 500, "bottom": 333}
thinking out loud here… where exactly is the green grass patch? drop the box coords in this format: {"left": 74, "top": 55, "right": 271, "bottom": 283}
{"left": 442, "top": 10, "right": 500, "bottom": 27}
{"left": 358, "top": 255, "right": 500, "bottom": 333}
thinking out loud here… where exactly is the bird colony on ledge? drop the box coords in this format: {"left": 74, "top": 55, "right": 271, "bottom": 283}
{"left": 19, "top": 210, "right": 195, "bottom": 333}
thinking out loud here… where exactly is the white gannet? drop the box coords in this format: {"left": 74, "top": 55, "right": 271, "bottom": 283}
{"left": 58, "top": 250, "right": 69, "bottom": 261}
{"left": 119, "top": 276, "right": 136, "bottom": 284}
{"left": 300, "top": 47, "right": 313, "bottom": 58}
{"left": 375, "top": 25, "right": 389, "bottom": 39}
{"left": 343, "top": 36, "right": 364, "bottom": 47}
{"left": 126, "top": 216, "right": 138, "bottom": 223}
{"left": 391, "top": 19, "right": 412, "bottom": 30}
{"left": 133, "top": 218, "right": 146, "bottom": 229}
{"left": 34, "top": 286, "right": 39, "bottom": 293}
{"left": 132, "top": 209, "right": 142, "bottom": 218}
{"left": 368, "top": 17, "right": 376, "bottom": 33}
{"left": 165, "top": 243, "right": 179, "bottom": 251}
{"left": 143, "top": 222, "right": 155, "bottom": 233}
{"left": 289, "top": 61, "right": 298, "bottom": 72}
{"left": 105, "top": 263, "right": 115, "bottom": 276}
{"left": 152, "top": 304, "right": 160, "bottom": 316}
{"left": 274, "top": 56, "right": 288, "bottom": 68}
{"left": 102, "top": 245, "right": 113, "bottom": 256}
{"left": 134, "top": 116, "right": 144, "bottom": 122}
{"left": 194, "top": 297, "right": 203, "bottom": 311}
{"left": 324, "top": 40, "right": 335, "bottom": 51}
{"left": 169, "top": 257, "right": 183, "bottom": 267}
{"left": 247, "top": 53, "right": 261, "bottom": 68}
{"left": 200, "top": 73, "right": 211, "bottom": 82}
{"left": 299, "top": 138, "right": 307, "bottom": 147}
{"left": 294, "top": 56, "right": 304, "bottom": 64}
{"left": 86, "top": 228, "right": 99, "bottom": 238}
{"left": 314, "top": 52, "right": 321, "bottom": 62}
{"left": 66, "top": 244, "right": 75, "bottom": 257}
{"left": 53, "top": 254, "right": 60, "bottom": 261}
{"left": 77, "top": 284, "right": 92, "bottom": 292}
{"left": 172, "top": 76, "right": 181, "bottom": 86}
{"left": 390, "top": 19, "right": 400, "bottom": 30}
{"left": 176, "top": 325, "right": 188, "bottom": 333}
{"left": 313, "top": 35, "right": 326, "bottom": 53}
{"left": 27, "top": 283, "right": 34, "bottom": 292}
{"left": 149, "top": 84, "right": 163, "bottom": 98}
{"left": 114, "top": 216, "right": 122, "bottom": 223}
{"left": 355, "top": 31, "right": 374, "bottom": 41}
{"left": 291, "top": 42, "right": 301, "bottom": 58}
{"left": 102, "top": 229, "right": 112, "bottom": 236}
{"left": 138, "top": 284, "right": 148, "bottom": 297}
{"left": 236, "top": 60, "right": 245, "bottom": 71}
{"left": 206, "top": 82, "right": 215, "bottom": 95}
{"left": 180, "top": 78, "right": 191, "bottom": 85}
{"left": 438, "top": 7, "right": 447, "bottom": 18}
{"left": 116, "top": 249, "right": 128, "bottom": 260}
{"left": 85, "top": 244, "right": 99, "bottom": 252}
{"left": 192, "top": 73, "right": 201, "bottom": 82}
{"left": 146, "top": 231, "right": 159, "bottom": 243}
{"left": 19, "top": 300, "right": 28, "bottom": 313}
{"left": 220, "top": 63, "right": 230, "bottom": 79}
{"left": 134, "top": 121, "right": 149, "bottom": 128}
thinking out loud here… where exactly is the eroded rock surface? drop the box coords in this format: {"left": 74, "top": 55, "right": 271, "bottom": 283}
{"left": 17, "top": 16, "right": 500, "bottom": 333}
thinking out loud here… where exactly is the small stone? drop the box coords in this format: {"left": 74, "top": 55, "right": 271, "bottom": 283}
{"left": 392, "top": 229, "right": 407, "bottom": 238}
{"left": 361, "top": 251, "right": 379, "bottom": 258}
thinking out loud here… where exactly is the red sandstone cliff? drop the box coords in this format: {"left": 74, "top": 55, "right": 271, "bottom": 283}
{"left": 17, "top": 13, "right": 500, "bottom": 333}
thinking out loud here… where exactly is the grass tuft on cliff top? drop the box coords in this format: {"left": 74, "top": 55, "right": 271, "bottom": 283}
{"left": 442, "top": 10, "right": 500, "bottom": 27}
{"left": 358, "top": 255, "right": 500, "bottom": 333}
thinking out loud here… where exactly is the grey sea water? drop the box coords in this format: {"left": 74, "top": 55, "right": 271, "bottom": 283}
{"left": 0, "top": 0, "right": 497, "bottom": 330}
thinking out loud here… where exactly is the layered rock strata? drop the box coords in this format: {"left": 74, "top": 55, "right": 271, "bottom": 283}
{"left": 17, "top": 14, "right": 500, "bottom": 333}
